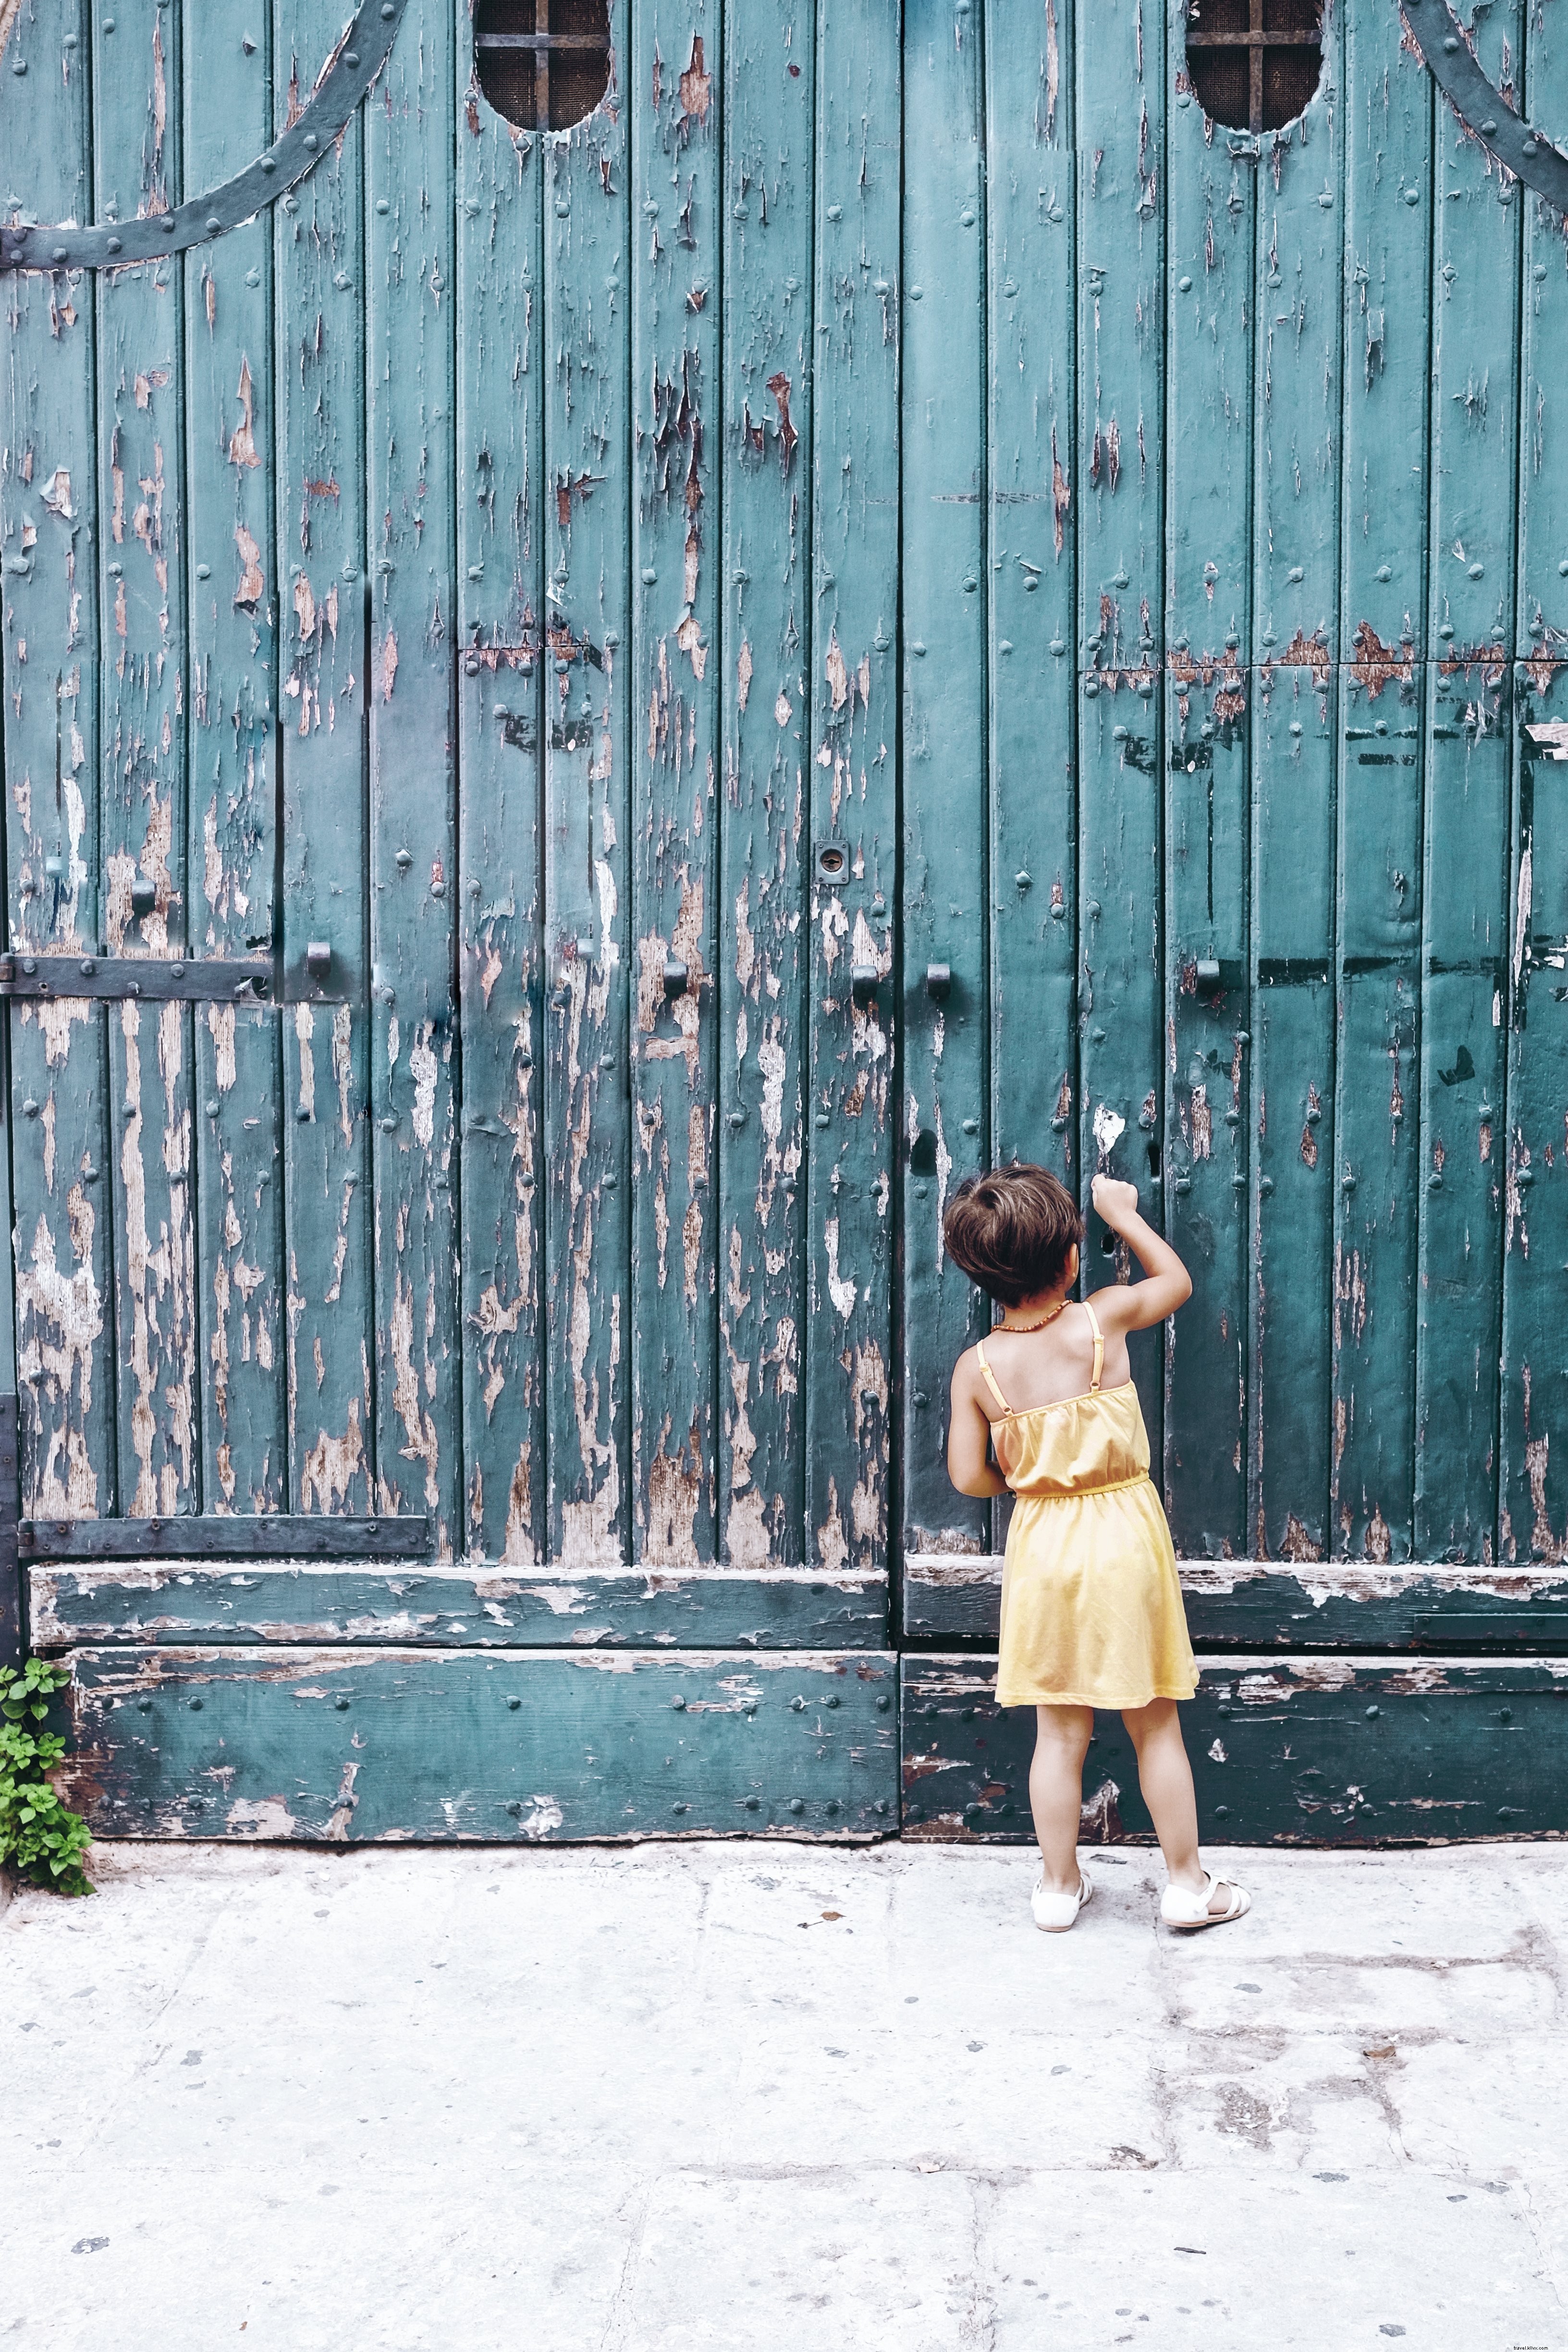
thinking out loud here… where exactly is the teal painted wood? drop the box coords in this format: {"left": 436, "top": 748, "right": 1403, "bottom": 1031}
{"left": 901, "top": 1552, "right": 1568, "bottom": 1650}
{"left": 541, "top": 5, "right": 632, "bottom": 1568}
{"left": 717, "top": 0, "right": 811, "bottom": 1568}
{"left": 31, "top": 1561, "right": 889, "bottom": 1648}
{"left": 1414, "top": 0, "right": 1522, "bottom": 1565}
{"left": 1518, "top": 8, "right": 1568, "bottom": 661}
{"left": 1499, "top": 690, "right": 1568, "bottom": 1561}
{"left": 985, "top": 0, "right": 1077, "bottom": 1196}
{"left": 271, "top": 4, "right": 373, "bottom": 1519}
{"left": 1074, "top": 0, "right": 1165, "bottom": 1459}
{"left": 1250, "top": 52, "right": 1342, "bottom": 1563}
{"left": 1164, "top": 82, "right": 1254, "bottom": 1557}
{"left": 365, "top": 8, "right": 461, "bottom": 1556}
{"left": 900, "top": 0, "right": 987, "bottom": 1559}
{"left": 56, "top": 1644, "right": 900, "bottom": 1839}
{"left": 1332, "top": 5, "right": 1432, "bottom": 1561}
{"left": 903, "top": 1653, "right": 1568, "bottom": 1843}
{"left": 184, "top": 0, "right": 284, "bottom": 1515}
{"left": 0, "top": 4, "right": 117, "bottom": 1524}
{"left": 804, "top": 0, "right": 897, "bottom": 1573}
{"left": 94, "top": 0, "right": 199, "bottom": 1518}
{"left": 629, "top": 0, "right": 720, "bottom": 1567}
{"left": 454, "top": 54, "right": 546, "bottom": 1565}
{"left": 1501, "top": 0, "right": 1568, "bottom": 1565}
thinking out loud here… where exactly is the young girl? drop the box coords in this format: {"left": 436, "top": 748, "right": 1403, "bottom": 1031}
{"left": 944, "top": 1164, "right": 1250, "bottom": 1935}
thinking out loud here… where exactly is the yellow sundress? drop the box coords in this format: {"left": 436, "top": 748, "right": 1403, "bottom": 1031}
{"left": 979, "top": 1300, "right": 1198, "bottom": 1711}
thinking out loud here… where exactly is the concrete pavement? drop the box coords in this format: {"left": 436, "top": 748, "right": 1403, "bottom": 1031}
{"left": 3, "top": 1838, "right": 1566, "bottom": 2350}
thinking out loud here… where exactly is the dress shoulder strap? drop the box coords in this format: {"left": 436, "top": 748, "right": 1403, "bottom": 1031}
{"left": 1082, "top": 1299, "right": 1105, "bottom": 1393}
{"left": 974, "top": 1339, "right": 1012, "bottom": 1418}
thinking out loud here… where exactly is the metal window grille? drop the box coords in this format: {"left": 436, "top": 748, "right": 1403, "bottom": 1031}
{"left": 1185, "top": 0, "right": 1323, "bottom": 136}
{"left": 475, "top": 0, "right": 612, "bottom": 134}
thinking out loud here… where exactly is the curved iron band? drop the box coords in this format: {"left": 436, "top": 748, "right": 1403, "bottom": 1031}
{"left": 1404, "top": 0, "right": 1568, "bottom": 216}
{"left": 0, "top": 0, "right": 409, "bottom": 274}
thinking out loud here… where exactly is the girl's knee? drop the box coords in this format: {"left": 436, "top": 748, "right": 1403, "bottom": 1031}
{"left": 1121, "top": 1696, "right": 1180, "bottom": 1747}
{"left": 1035, "top": 1703, "right": 1093, "bottom": 1754}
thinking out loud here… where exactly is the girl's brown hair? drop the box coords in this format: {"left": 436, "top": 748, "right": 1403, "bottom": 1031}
{"left": 943, "top": 1163, "right": 1084, "bottom": 1307}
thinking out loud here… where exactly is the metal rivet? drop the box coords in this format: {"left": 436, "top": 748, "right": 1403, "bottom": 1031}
{"left": 876, "top": 1694, "right": 891, "bottom": 1712}
{"left": 671, "top": 1694, "right": 686, "bottom": 1711}
{"left": 789, "top": 1797, "right": 805, "bottom": 1813}
{"left": 825, "top": 1694, "right": 840, "bottom": 1709}
{"left": 1365, "top": 1704, "right": 1380, "bottom": 1720}
{"left": 790, "top": 1696, "right": 805, "bottom": 1712}
{"left": 189, "top": 1697, "right": 203, "bottom": 1711}
{"left": 380, "top": 1115, "right": 397, "bottom": 1133}
{"left": 334, "top": 1696, "right": 350, "bottom": 1711}
{"left": 507, "top": 1696, "right": 521, "bottom": 1711}
{"left": 745, "top": 1796, "right": 760, "bottom": 1811}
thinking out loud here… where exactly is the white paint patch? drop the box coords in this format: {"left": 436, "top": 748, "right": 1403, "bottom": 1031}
{"left": 517, "top": 1794, "right": 564, "bottom": 1840}
{"left": 226, "top": 1797, "right": 298, "bottom": 1838}
{"left": 1208, "top": 1738, "right": 1228, "bottom": 1764}
{"left": 1092, "top": 1103, "right": 1126, "bottom": 1163}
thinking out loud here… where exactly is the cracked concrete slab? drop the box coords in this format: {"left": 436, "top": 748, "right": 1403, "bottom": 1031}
{"left": 1, "top": 1840, "right": 1565, "bottom": 2348}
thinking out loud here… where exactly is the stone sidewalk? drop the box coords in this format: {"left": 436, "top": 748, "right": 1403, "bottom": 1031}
{"left": 2, "top": 1838, "right": 1565, "bottom": 2350}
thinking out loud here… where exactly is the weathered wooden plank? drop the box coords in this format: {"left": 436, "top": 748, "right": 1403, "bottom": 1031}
{"left": 1, "top": 4, "right": 117, "bottom": 1526}
{"left": 903, "top": 1653, "right": 1568, "bottom": 1843}
{"left": 986, "top": 0, "right": 1076, "bottom": 1191}
{"left": 55, "top": 1645, "right": 900, "bottom": 1839}
{"left": 628, "top": 0, "right": 720, "bottom": 1567}
{"left": 184, "top": 0, "right": 284, "bottom": 1514}
{"left": 541, "top": 0, "right": 631, "bottom": 1567}
{"left": 716, "top": 0, "right": 811, "bottom": 1569}
{"left": 455, "top": 37, "right": 545, "bottom": 1565}
{"left": 1332, "top": 0, "right": 1432, "bottom": 1560}
{"left": 1250, "top": 40, "right": 1341, "bottom": 1561}
{"left": 94, "top": 0, "right": 199, "bottom": 1519}
{"left": 804, "top": 0, "right": 897, "bottom": 1573}
{"left": 32, "top": 1562, "right": 890, "bottom": 1649}
{"left": 901, "top": 1552, "right": 1568, "bottom": 1651}
{"left": 1500, "top": 686, "right": 1568, "bottom": 1562}
{"left": 1413, "top": 0, "right": 1521, "bottom": 1565}
{"left": 365, "top": 2, "right": 460, "bottom": 1555}
{"left": 1497, "top": 2, "right": 1568, "bottom": 1566}
{"left": 272, "top": 0, "right": 374, "bottom": 1522}
{"left": 1163, "top": 79, "right": 1255, "bottom": 1557}
{"left": 900, "top": 0, "right": 987, "bottom": 1559}
{"left": 1075, "top": 0, "right": 1164, "bottom": 1453}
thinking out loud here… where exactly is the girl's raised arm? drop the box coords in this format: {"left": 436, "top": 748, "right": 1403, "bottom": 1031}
{"left": 1087, "top": 1175, "right": 1192, "bottom": 1332}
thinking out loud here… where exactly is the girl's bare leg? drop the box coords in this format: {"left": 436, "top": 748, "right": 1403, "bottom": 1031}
{"left": 1121, "top": 1697, "right": 1237, "bottom": 1914}
{"left": 1030, "top": 1704, "right": 1094, "bottom": 1894}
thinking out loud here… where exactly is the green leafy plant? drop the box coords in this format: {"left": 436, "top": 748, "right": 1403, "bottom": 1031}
{"left": 0, "top": 1658, "right": 94, "bottom": 1896}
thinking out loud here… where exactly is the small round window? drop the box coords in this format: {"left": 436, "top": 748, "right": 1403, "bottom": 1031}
{"left": 475, "top": 0, "right": 612, "bottom": 134}
{"left": 1185, "top": 0, "right": 1323, "bottom": 135}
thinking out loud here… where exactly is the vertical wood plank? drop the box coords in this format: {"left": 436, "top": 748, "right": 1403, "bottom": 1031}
{"left": 1075, "top": 0, "right": 1164, "bottom": 1461}
{"left": 1413, "top": 0, "right": 1522, "bottom": 1564}
{"left": 1333, "top": 0, "right": 1431, "bottom": 1559}
{"left": 901, "top": 0, "right": 986, "bottom": 1557}
{"left": 455, "top": 37, "right": 546, "bottom": 1564}
{"left": 987, "top": 0, "right": 1076, "bottom": 1191}
{"left": 1164, "top": 53, "right": 1255, "bottom": 1558}
{"left": 1250, "top": 46, "right": 1342, "bottom": 1560}
{"left": 1, "top": 0, "right": 117, "bottom": 1522}
{"left": 718, "top": 0, "right": 811, "bottom": 1566}
{"left": 273, "top": 0, "right": 374, "bottom": 1520}
{"left": 629, "top": 0, "right": 720, "bottom": 1565}
{"left": 805, "top": 0, "right": 898, "bottom": 1572}
{"left": 1501, "top": 0, "right": 1568, "bottom": 1565}
{"left": 184, "top": 0, "right": 283, "bottom": 1513}
{"left": 541, "top": 0, "right": 632, "bottom": 1566}
{"left": 365, "top": 0, "right": 461, "bottom": 1555}
{"left": 94, "top": 0, "right": 199, "bottom": 1518}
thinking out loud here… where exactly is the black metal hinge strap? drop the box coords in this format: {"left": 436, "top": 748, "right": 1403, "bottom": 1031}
{"left": 1404, "top": 0, "right": 1568, "bottom": 219}
{"left": 0, "top": 0, "right": 411, "bottom": 275}
{"left": 20, "top": 1516, "right": 431, "bottom": 1563}
{"left": 0, "top": 956, "right": 273, "bottom": 1004}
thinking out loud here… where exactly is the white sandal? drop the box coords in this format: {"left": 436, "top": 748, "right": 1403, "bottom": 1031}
{"left": 1032, "top": 1869, "right": 1094, "bottom": 1933}
{"left": 1160, "top": 1870, "right": 1250, "bottom": 1931}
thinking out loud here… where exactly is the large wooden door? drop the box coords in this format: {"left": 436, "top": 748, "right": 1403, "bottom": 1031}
{"left": 4, "top": 0, "right": 1568, "bottom": 1844}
